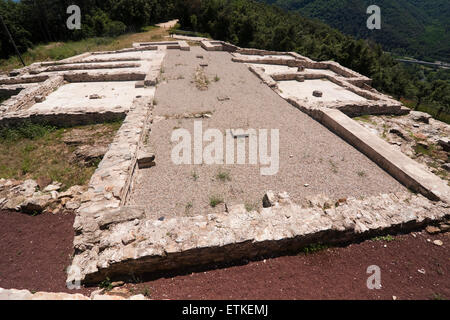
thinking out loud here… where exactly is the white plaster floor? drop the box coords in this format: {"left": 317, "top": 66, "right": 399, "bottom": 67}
{"left": 28, "top": 81, "right": 155, "bottom": 113}
{"left": 277, "top": 79, "right": 369, "bottom": 103}
{"left": 248, "top": 63, "right": 297, "bottom": 75}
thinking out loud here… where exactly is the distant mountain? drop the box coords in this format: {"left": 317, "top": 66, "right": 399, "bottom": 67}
{"left": 257, "top": 0, "right": 450, "bottom": 61}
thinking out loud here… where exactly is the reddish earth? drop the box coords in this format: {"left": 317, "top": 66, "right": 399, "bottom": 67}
{"left": 0, "top": 209, "right": 448, "bottom": 299}
{"left": 0, "top": 210, "right": 92, "bottom": 295}
{"left": 127, "top": 232, "right": 449, "bottom": 300}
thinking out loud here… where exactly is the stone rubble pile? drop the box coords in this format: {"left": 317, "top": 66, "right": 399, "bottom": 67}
{"left": 0, "top": 178, "right": 86, "bottom": 214}
{"left": 356, "top": 111, "right": 450, "bottom": 182}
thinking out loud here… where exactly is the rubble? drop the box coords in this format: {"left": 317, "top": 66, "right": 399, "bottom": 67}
{"left": 0, "top": 178, "right": 86, "bottom": 214}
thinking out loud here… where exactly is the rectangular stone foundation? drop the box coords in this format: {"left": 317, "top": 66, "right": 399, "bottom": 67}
{"left": 69, "top": 192, "right": 449, "bottom": 285}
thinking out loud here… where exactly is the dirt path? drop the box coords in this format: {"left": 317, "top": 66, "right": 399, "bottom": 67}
{"left": 129, "top": 46, "right": 406, "bottom": 217}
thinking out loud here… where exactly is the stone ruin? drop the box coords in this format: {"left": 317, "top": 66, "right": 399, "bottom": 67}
{"left": 0, "top": 38, "right": 448, "bottom": 289}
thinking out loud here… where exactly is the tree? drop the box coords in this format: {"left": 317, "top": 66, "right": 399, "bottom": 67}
{"left": 414, "top": 82, "right": 431, "bottom": 110}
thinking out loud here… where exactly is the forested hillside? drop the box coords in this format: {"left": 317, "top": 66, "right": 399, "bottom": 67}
{"left": 1, "top": 0, "right": 449, "bottom": 120}
{"left": 257, "top": 0, "right": 450, "bottom": 62}
{"left": 0, "top": 0, "right": 178, "bottom": 59}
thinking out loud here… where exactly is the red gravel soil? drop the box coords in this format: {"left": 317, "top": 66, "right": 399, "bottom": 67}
{"left": 126, "top": 232, "right": 449, "bottom": 300}
{"left": 0, "top": 210, "right": 92, "bottom": 295}
{"left": 0, "top": 209, "right": 448, "bottom": 299}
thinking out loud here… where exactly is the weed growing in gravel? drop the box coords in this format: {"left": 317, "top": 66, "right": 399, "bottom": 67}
{"left": 357, "top": 170, "right": 366, "bottom": 177}
{"left": 191, "top": 171, "right": 199, "bottom": 181}
{"left": 329, "top": 159, "right": 338, "bottom": 173}
{"left": 185, "top": 202, "right": 193, "bottom": 215}
{"left": 245, "top": 202, "right": 257, "bottom": 212}
{"left": 214, "top": 75, "right": 220, "bottom": 82}
{"left": 209, "top": 195, "right": 224, "bottom": 208}
{"left": 216, "top": 169, "right": 231, "bottom": 182}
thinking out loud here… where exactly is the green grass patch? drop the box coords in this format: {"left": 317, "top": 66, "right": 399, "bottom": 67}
{"left": 0, "top": 122, "right": 56, "bottom": 142}
{"left": 371, "top": 235, "right": 396, "bottom": 242}
{"left": 353, "top": 115, "right": 377, "bottom": 125}
{"left": 414, "top": 143, "right": 435, "bottom": 156}
{"left": 301, "top": 243, "right": 329, "bottom": 255}
{"left": 0, "top": 121, "right": 121, "bottom": 189}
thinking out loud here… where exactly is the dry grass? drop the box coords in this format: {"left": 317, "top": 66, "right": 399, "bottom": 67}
{"left": 0, "top": 121, "right": 122, "bottom": 189}
{"left": 0, "top": 26, "right": 173, "bottom": 73}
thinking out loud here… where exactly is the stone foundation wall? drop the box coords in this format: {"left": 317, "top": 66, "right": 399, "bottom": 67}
{"left": 0, "top": 74, "right": 49, "bottom": 85}
{"left": 0, "top": 76, "right": 64, "bottom": 114}
{"left": 68, "top": 191, "right": 449, "bottom": 284}
{"left": 63, "top": 71, "right": 146, "bottom": 83}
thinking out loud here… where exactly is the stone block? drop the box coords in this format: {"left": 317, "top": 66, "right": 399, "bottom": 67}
{"left": 135, "top": 81, "right": 145, "bottom": 88}
{"left": 137, "top": 151, "right": 155, "bottom": 169}
{"left": 313, "top": 90, "right": 323, "bottom": 97}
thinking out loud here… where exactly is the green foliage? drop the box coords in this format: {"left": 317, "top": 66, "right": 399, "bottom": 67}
{"left": 371, "top": 235, "right": 396, "bottom": 242}
{"left": 0, "top": 122, "right": 56, "bottom": 142}
{"left": 257, "top": 0, "right": 450, "bottom": 62}
{"left": 0, "top": 121, "right": 122, "bottom": 189}
{"left": 301, "top": 243, "right": 329, "bottom": 254}
{"left": 99, "top": 277, "right": 113, "bottom": 291}
{"left": 1, "top": 0, "right": 448, "bottom": 122}
{"left": 175, "top": 0, "right": 449, "bottom": 122}
{"left": 0, "top": 0, "right": 178, "bottom": 59}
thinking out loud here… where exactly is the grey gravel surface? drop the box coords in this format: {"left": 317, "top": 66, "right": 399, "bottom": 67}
{"left": 128, "top": 47, "right": 406, "bottom": 218}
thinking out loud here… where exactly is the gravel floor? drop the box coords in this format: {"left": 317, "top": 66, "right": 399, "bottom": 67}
{"left": 128, "top": 47, "right": 406, "bottom": 218}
